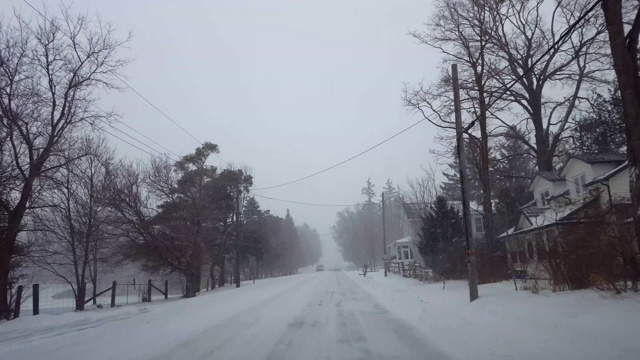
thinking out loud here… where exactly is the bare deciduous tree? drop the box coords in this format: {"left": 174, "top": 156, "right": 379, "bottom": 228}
{"left": 0, "top": 6, "right": 130, "bottom": 319}
{"left": 28, "top": 136, "right": 116, "bottom": 310}
{"left": 404, "top": 0, "right": 498, "bottom": 249}
{"left": 600, "top": 0, "right": 640, "bottom": 252}
{"left": 488, "top": 0, "right": 608, "bottom": 171}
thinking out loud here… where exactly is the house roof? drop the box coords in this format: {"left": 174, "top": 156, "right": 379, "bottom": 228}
{"left": 498, "top": 196, "right": 598, "bottom": 239}
{"left": 537, "top": 171, "right": 565, "bottom": 182}
{"left": 584, "top": 161, "right": 628, "bottom": 187}
{"left": 519, "top": 198, "right": 537, "bottom": 210}
{"left": 571, "top": 153, "right": 627, "bottom": 163}
{"left": 388, "top": 236, "right": 415, "bottom": 246}
{"left": 559, "top": 153, "right": 627, "bottom": 177}
{"left": 547, "top": 188, "right": 570, "bottom": 201}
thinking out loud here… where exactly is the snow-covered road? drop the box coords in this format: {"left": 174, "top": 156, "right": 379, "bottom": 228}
{"left": 1, "top": 271, "right": 449, "bottom": 360}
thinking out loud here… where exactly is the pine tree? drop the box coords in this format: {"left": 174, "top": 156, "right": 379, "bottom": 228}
{"left": 361, "top": 178, "right": 376, "bottom": 203}
{"left": 439, "top": 143, "right": 483, "bottom": 202}
{"left": 243, "top": 197, "right": 262, "bottom": 220}
{"left": 493, "top": 129, "right": 535, "bottom": 233}
{"left": 417, "top": 196, "right": 466, "bottom": 279}
{"left": 571, "top": 88, "right": 626, "bottom": 154}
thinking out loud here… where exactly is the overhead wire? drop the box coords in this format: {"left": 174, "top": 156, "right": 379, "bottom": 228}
{"left": 460, "top": 0, "right": 604, "bottom": 134}
{"left": 251, "top": 192, "right": 357, "bottom": 208}
{"left": 23, "top": 0, "right": 602, "bottom": 197}
{"left": 253, "top": 118, "right": 427, "bottom": 190}
{"left": 22, "top": 0, "right": 228, "bottom": 165}
{"left": 255, "top": 0, "right": 604, "bottom": 190}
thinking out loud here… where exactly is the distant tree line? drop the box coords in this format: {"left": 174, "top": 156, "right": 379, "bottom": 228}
{"left": 333, "top": 179, "right": 404, "bottom": 267}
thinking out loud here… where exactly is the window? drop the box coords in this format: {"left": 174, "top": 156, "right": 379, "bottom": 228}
{"left": 540, "top": 189, "right": 550, "bottom": 206}
{"left": 402, "top": 246, "right": 409, "bottom": 261}
{"left": 574, "top": 173, "right": 587, "bottom": 194}
{"left": 397, "top": 247, "right": 402, "bottom": 260}
{"left": 409, "top": 247, "right": 414, "bottom": 260}
{"left": 474, "top": 216, "right": 484, "bottom": 234}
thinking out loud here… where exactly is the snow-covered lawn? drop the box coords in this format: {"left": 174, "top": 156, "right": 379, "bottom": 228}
{"left": 346, "top": 270, "right": 640, "bottom": 360}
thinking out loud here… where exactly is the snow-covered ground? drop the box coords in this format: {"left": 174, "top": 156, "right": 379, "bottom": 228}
{"left": 1, "top": 271, "right": 639, "bottom": 360}
{"left": 348, "top": 270, "right": 640, "bottom": 360}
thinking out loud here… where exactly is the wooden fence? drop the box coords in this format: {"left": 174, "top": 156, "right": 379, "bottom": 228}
{"left": 389, "top": 261, "right": 433, "bottom": 282}
{"left": 11, "top": 279, "right": 169, "bottom": 320}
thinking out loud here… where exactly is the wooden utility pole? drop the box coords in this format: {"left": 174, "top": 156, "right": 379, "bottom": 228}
{"left": 382, "top": 192, "right": 388, "bottom": 277}
{"left": 234, "top": 189, "right": 242, "bottom": 288}
{"left": 289, "top": 226, "right": 293, "bottom": 275}
{"left": 452, "top": 63, "right": 479, "bottom": 302}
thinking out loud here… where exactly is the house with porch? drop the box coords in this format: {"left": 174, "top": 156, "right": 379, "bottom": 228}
{"left": 387, "top": 200, "right": 488, "bottom": 267}
{"left": 498, "top": 153, "right": 635, "bottom": 277}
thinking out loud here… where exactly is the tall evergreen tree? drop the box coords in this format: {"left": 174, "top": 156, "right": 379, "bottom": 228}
{"left": 493, "top": 129, "right": 535, "bottom": 234}
{"left": 570, "top": 88, "right": 626, "bottom": 154}
{"left": 361, "top": 178, "right": 376, "bottom": 204}
{"left": 417, "top": 196, "right": 466, "bottom": 279}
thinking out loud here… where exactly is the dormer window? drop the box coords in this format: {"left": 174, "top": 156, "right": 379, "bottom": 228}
{"left": 574, "top": 173, "right": 587, "bottom": 194}
{"left": 540, "top": 189, "right": 550, "bottom": 206}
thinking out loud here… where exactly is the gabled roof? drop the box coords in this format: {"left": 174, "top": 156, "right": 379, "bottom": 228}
{"left": 498, "top": 196, "right": 599, "bottom": 238}
{"left": 571, "top": 153, "right": 627, "bottom": 163}
{"left": 519, "top": 198, "right": 537, "bottom": 210}
{"left": 560, "top": 153, "right": 627, "bottom": 177}
{"left": 548, "top": 188, "right": 570, "bottom": 201}
{"left": 537, "top": 171, "right": 565, "bottom": 182}
{"left": 584, "top": 161, "right": 628, "bottom": 186}
{"left": 388, "top": 236, "right": 416, "bottom": 246}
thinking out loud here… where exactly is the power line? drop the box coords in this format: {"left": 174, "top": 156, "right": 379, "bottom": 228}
{"left": 250, "top": 0, "right": 602, "bottom": 191}
{"left": 253, "top": 118, "right": 426, "bottom": 190}
{"left": 251, "top": 192, "right": 357, "bottom": 208}
{"left": 95, "top": 125, "right": 173, "bottom": 161}
{"left": 461, "top": 0, "right": 603, "bottom": 134}
{"left": 99, "top": 122, "right": 179, "bottom": 162}
{"left": 22, "top": 0, "right": 228, "bottom": 164}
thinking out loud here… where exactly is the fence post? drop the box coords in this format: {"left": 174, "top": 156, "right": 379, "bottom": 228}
{"left": 111, "top": 281, "right": 117, "bottom": 308}
{"left": 164, "top": 280, "right": 168, "bottom": 300}
{"left": 13, "top": 285, "right": 23, "bottom": 319}
{"left": 147, "top": 279, "right": 152, "bottom": 302}
{"left": 32, "top": 283, "right": 39, "bottom": 316}
{"left": 401, "top": 262, "right": 405, "bottom": 277}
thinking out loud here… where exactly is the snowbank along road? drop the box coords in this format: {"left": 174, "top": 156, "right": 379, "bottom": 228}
{"left": 0, "top": 271, "right": 450, "bottom": 360}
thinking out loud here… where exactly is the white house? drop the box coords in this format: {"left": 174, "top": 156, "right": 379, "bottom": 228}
{"left": 388, "top": 200, "right": 489, "bottom": 267}
{"left": 498, "top": 153, "right": 634, "bottom": 276}
{"left": 449, "top": 201, "right": 490, "bottom": 241}
{"left": 387, "top": 203, "right": 423, "bottom": 266}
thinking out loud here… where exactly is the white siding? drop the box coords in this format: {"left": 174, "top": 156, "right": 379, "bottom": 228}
{"left": 562, "top": 159, "right": 593, "bottom": 198}
{"left": 531, "top": 177, "right": 553, "bottom": 207}
{"left": 592, "top": 163, "right": 618, "bottom": 178}
{"left": 551, "top": 180, "right": 567, "bottom": 194}
{"left": 609, "top": 168, "right": 631, "bottom": 201}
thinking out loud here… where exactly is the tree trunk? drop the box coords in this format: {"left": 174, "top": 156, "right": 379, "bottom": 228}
{"left": 75, "top": 283, "right": 86, "bottom": 311}
{"left": 218, "top": 256, "right": 226, "bottom": 287}
{"left": 184, "top": 271, "right": 199, "bottom": 298}
{"left": 234, "top": 253, "right": 241, "bottom": 288}
{"left": 0, "top": 241, "right": 13, "bottom": 320}
{"left": 209, "top": 263, "right": 216, "bottom": 290}
{"left": 601, "top": 0, "right": 640, "bottom": 252}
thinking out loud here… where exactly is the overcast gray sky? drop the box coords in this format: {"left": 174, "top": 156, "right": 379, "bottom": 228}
{"left": 4, "top": 0, "right": 442, "bottom": 266}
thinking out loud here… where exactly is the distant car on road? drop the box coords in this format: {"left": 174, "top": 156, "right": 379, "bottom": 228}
{"left": 316, "top": 265, "right": 324, "bottom": 272}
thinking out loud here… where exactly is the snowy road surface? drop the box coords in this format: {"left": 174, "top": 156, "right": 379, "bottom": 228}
{"left": 1, "top": 272, "right": 449, "bottom": 360}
